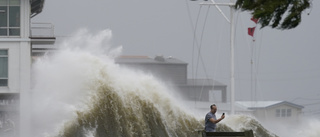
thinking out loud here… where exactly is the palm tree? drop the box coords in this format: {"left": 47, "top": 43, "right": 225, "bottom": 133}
{"left": 235, "top": 0, "right": 311, "bottom": 30}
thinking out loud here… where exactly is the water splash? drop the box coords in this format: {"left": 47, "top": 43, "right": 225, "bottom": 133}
{"left": 220, "top": 115, "right": 277, "bottom": 137}
{"left": 30, "top": 29, "right": 279, "bottom": 137}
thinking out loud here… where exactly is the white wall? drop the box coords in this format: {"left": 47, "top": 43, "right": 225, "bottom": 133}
{"left": 0, "top": 0, "right": 32, "bottom": 136}
{"left": 19, "top": 1, "right": 32, "bottom": 137}
{"left": 0, "top": 0, "right": 31, "bottom": 93}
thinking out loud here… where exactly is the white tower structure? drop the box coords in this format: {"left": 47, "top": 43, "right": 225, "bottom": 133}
{"left": 199, "top": 0, "right": 236, "bottom": 114}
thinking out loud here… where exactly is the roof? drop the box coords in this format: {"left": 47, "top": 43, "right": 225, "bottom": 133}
{"left": 187, "top": 79, "right": 226, "bottom": 87}
{"left": 184, "top": 101, "right": 252, "bottom": 112}
{"left": 115, "top": 55, "right": 188, "bottom": 65}
{"left": 31, "top": 0, "right": 45, "bottom": 18}
{"left": 176, "top": 79, "right": 226, "bottom": 87}
{"left": 186, "top": 101, "right": 304, "bottom": 113}
{"left": 236, "top": 101, "right": 304, "bottom": 109}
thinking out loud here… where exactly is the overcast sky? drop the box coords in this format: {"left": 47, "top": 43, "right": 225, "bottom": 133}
{"left": 32, "top": 0, "right": 320, "bottom": 117}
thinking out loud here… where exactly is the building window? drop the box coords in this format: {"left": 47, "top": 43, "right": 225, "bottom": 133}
{"left": 0, "top": 0, "right": 20, "bottom": 36}
{"left": 281, "top": 109, "right": 286, "bottom": 117}
{"left": 0, "top": 50, "right": 8, "bottom": 86}
{"left": 276, "top": 109, "right": 292, "bottom": 117}
{"left": 276, "top": 109, "right": 281, "bottom": 117}
{"left": 286, "top": 109, "right": 291, "bottom": 117}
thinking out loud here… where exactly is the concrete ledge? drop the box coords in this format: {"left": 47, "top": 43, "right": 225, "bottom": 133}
{"left": 197, "top": 130, "right": 254, "bottom": 137}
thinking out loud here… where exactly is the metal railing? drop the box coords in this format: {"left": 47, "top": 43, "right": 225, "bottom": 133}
{"left": 30, "top": 22, "right": 55, "bottom": 38}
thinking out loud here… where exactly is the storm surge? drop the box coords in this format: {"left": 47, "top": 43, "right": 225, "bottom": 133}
{"left": 31, "top": 29, "right": 277, "bottom": 137}
{"left": 58, "top": 65, "right": 203, "bottom": 137}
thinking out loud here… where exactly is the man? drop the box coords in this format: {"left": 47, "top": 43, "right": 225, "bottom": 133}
{"left": 205, "top": 104, "right": 225, "bottom": 132}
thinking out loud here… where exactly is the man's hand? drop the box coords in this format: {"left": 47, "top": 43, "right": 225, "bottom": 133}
{"left": 221, "top": 114, "right": 225, "bottom": 120}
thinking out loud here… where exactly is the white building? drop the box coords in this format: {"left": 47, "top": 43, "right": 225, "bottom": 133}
{"left": 0, "top": 0, "right": 54, "bottom": 136}
{"left": 115, "top": 55, "right": 228, "bottom": 102}
{"left": 236, "top": 101, "right": 304, "bottom": 124}
{"left": 186, "top": 100, "right": 304, "bottom": 125}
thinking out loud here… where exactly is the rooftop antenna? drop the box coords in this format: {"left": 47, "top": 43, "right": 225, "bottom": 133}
{"left": 197, "top": 0, "right": 236, "bottom": 114}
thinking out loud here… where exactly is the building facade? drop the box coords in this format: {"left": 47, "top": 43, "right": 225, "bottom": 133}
{"left": 0, "top": 0, "right": 53, "bottom": 136}
{"left": 236, "top": 101, "right": 304, "bottom": 124}
{"left": 0, "top": 0, "right": 31, "bottom": 93}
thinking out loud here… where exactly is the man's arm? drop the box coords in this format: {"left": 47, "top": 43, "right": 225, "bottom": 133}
{"left": 209, "top": 115, "right": 225, "bottom": 124}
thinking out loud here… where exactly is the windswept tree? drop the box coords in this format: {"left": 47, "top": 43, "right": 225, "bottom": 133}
{"left": 235, "top": 0, "right": 312, "bottom": 30}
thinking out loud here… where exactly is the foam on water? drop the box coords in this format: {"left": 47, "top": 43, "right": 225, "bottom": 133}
{"left": 30, "top": 29, "right": 315, "bottom": 137}
{"left": 262, "top": 117, "right": 320, "bottom": 137}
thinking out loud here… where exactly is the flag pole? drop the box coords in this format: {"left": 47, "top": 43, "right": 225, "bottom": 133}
{"left": 230, "top": 4, "right": 235, "bottom": 115}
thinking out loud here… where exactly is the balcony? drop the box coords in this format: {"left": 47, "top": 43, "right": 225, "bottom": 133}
{"left": 30, "top": 22, "right": 56, "bottom": 56}
{"left": 30, "top": 22, "right": 56, "bottom": 45}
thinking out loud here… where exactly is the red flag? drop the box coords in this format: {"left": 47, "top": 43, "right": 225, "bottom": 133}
{"left": 251, "top": 17, "right": 259, "bottom": 24}
{"left": 248, "top": 27, "right": 256, "bottom": 37}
